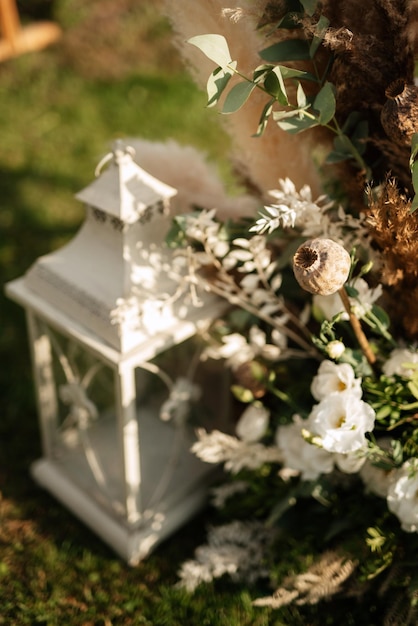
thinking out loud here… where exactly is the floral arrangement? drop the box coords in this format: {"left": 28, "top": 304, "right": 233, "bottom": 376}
{"left": 161, "top": 1, "right": 418, "bottom": 622}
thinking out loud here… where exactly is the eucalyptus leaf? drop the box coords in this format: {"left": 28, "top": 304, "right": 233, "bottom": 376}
{"left": 309, "top": 14, "right": 329, "bottom": 58}
{"left": 300, "top": 0, "right": 318, "bottom": 15}
{"left": 313, "top": 81, "right": 336, "bottom": 124}
{"left": 259, "top": 39, "right": 311, "bottom": 62}
{"left": 188, "top": 34, "right": 233, "bottom": 67}
{"left": 264, "top": 67, "right": 288, "bottom": 105}
{"left": 412, "top": 160, "right": 418, "bottom": 199}
{"left": 253, "top": 64, "right": 274, "bottom": 84}
{"left": 279, "top": 65, "right": 317, "bottom": 82}
{"left": 297, "top": 82, "right": 307, "bottom": 108}
{"left": 206, "top": 65, "right": 235, "bottom": 107}
{"left": 410, "top": 193, "right": 418, "bottom": 213}
{"left": 326, "top": 149, "right": 351, "bottom": 164}
{"left": 222, "top": 81, "right": 257, "bottom": 113}
{"left": 276, "top": 113, "right": 319, "bottom": 134}
{"left": 254, "top": 99, "right": 274, "bottom": 136}
{"left": 410, "top": 132, "right": 418, "bottom": 167}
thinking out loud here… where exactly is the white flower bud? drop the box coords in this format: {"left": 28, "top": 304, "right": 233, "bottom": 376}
{"left": 326, "top": 340, "right": 346, "bottom": 360}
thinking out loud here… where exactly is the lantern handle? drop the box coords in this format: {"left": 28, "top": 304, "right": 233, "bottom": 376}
{"left": 94, "top": 141, "right": 136, "bottom": 177}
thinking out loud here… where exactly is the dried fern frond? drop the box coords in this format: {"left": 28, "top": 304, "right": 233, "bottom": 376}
{"left": 383, "top": 592, "right": 417, "bottom": 626}
{"left": 252, "top": 550, "right": 358, "bottom": 609}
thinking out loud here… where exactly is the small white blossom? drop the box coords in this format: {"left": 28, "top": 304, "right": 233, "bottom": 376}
{"left": 334, "top": 450, "right": 367, "bottom": 474}
{"left": 250, "top": 204, "right": 297, "bottom": 234}
{"left": 310, "top": 360, "right": 362, "bottom": 402}
{"left": 275, "top": 415, "right": 334, "bottom": 481}
{"left": 235, "top": 405, "right": 270, "bottom": 442}
{"left": 192, "top": 429, "right": 282, "bottom": 474}
{"left": 387, "top": 460, "right": 418, "bottom": 532}
{"left": 308, "top": 393, "right": 376, "bottom": 454}
{"left": 177, "top": 521, "right": 275, "bottom": 591}
{"left": 326, "top": 340, "right": 346, "bottom": 360}
{"left": 313, "top": 277, "right": 381, "bottom": 322}
{"left": 382, "top": 347, "right": 418, "bottom": 379}
{"left": 160, "top": 378, "right": 201, "bottom": 424}
{"left": 202, "top": 326, "right": 286, "bottom": 369}
{"left": 259, "top": 178, "right": 330, "bottom": 237}
{"left": 183, "top": 208, "right": 219, "bottom": 242}
{"left": 210, "top": 481, "right": 249, "bottom": 509}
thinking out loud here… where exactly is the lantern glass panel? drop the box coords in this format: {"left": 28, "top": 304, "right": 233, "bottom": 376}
{"left": 134, "top": 335, "right": 228, "bottom": 514}
{"left": 40, "top": 321, "right": 126, "bottom": 516}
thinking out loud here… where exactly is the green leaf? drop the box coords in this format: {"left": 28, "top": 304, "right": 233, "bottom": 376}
{"left": 222, "top": 80, "right": 257, "bottom": 113}
{"left": 410, "top": 132, "right": 418, "bottom": 169}
{"left": 254, "top": 99, "right": 274, "bottom": 136}
{"left": 279, "top": 65, "right": 317, "bottom": 82}
{"left": 313, "top": 81, "right": 336, "bottom": 124}
{"left": 300, "top": 0, "right": 318, "bottom": 15}
{"left": 259, "top": 39, "right": 311, "bottom": 62}
{"left": 408, "top": 379, "right": 418, "bottom": 400}
{"left": 410, "top": 193, "right": 418, "bottom": 213}
{"left": 411, "top": 159, "right": 418, "bottom": 199}
{"left": 370, "top": 305, "right": 390, "bottom": 331}
{"left": 231, "top": 385, "right": 254, "bottom": 403}
{"left": 325, "top": 134, "right": 354, "bottom": 163}
{"left": 310, "top": 15, "right": 330, "bottom": 58}
{"left": 253, "top": 64, "right": 273, "bottom": 84}
{"left": 264, "top": 67, "right": 288, "bottom": 105}
{"left": 206, "top": 64, "right": 235, "bottom": 107}
{"left": 297, "top": 83, "right": 307, "bottom": 108}
{"left": 276, "top": 113, "right": 319, "bottom": 134}
{"left": 188, "top": 34, "right": 232, "bottom": 67}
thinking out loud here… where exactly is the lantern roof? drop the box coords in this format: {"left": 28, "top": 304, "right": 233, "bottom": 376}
{"left": 75, "top": 141, "right": 177, "bottom": 224}
{"left": 6, "top": 139, "right": 225, "bottom": 356}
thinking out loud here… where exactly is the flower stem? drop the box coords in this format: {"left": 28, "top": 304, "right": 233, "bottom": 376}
{"left": 338, "top": 286, "right": 376, "bottom": 366}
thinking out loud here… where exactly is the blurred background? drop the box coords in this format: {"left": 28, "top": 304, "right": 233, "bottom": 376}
{"left": 0, "top": 3, "right": 264, "bottom": 625}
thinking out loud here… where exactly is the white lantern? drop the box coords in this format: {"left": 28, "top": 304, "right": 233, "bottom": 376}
{"left": 5, "top": 141, "right": 230, "bottom": 565}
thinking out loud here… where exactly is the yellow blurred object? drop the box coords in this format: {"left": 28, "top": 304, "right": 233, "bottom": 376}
{"left": 0, "top": 0, "right": 61, "bottom": 61}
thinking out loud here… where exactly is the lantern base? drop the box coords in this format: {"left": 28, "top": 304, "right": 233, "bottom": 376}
{"left": 31, "top": 457, "right": 214, "bottom": 565}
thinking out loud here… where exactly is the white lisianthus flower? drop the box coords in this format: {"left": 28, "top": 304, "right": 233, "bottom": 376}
{"left": 382, "top": 347, "right": 418, "bottom": 379}
{"left": 308, "top": 393, "right": 376, "bottom": 454}
{"left": 235, "top": 405, "right": 270, "bottom": 443}
{"left": 310, "top": 360, "right": 362, "bottom": 402}
{"left": 313, "top": 277, "right": 381, "bottom": 322}
{"left": 275, "top": 415, "right": 334, "bottom": 481}
{"left": 360, "top": 438, "right": 394, "bottom": 498}
{"left": 334, "top": 450, "right": 367, "bottom": 474}
{"left": 387, "top": 460, "right": 418, "bottom": 532}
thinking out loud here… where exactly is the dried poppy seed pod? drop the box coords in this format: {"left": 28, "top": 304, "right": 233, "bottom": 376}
{"left": 293, "top": 238, "right": 351, "bottom": 296}
{"left": 380, "top": 78, "right": 418, "bottom": 146}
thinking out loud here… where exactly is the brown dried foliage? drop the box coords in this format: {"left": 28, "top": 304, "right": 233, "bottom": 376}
{"left": 366, "top": 179, "right": 418, "bottom": 337}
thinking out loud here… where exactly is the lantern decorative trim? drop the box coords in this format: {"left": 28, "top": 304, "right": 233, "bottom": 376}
{"left": 5, "top": 141, "right": 229, "bottom": 565}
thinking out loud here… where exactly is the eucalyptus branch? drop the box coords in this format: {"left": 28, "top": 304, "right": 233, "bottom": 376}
{"left": 252, "top": 251, "right": 313, "bottom": 342}
{"left": 194, "top": 273, "right": 321, "bottom": 359}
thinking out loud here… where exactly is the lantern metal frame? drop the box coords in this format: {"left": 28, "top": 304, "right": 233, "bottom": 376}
{"left": 5, "top": 142, "right": 229, "bottom": 564}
